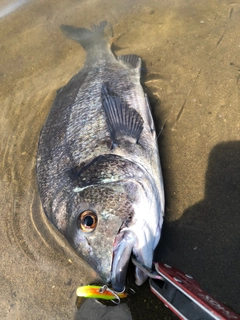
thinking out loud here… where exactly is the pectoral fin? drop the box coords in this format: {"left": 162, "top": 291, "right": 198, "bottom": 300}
{"left": 101, "top": 83, "right": 143, "bottom": 146}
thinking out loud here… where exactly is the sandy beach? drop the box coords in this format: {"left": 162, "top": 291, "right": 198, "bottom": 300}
{"left": 0, "top": 0, "right": 239, "bottom": 318}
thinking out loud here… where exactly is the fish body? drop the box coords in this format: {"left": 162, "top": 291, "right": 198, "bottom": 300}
{"left": 37, "top": 21, "right": 164, "bottom": 291}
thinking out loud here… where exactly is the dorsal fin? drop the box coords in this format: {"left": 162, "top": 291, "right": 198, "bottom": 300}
{"left": 101, "top": 83, "right": 143, "bottom": 146}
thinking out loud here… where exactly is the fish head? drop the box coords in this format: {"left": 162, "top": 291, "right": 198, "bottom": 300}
{"left": 65, "top": 180, "right": 161, "bottom": 292}
{"left": 110, "top": 180, "right": 162, "bottom": 292}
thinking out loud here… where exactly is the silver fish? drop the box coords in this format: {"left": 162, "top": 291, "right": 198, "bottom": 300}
{"left": 37, "top": 21, "right": 164, "bottom": 292}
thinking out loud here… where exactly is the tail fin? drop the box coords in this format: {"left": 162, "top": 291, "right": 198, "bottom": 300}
{"left": 60, "top": 21, "right": 108, "bottom": 51}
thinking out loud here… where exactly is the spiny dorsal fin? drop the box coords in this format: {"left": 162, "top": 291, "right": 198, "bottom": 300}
{"left": 102, "top": 83, "right": 143, "bottom": 145}
{"left": 117, "top": 54, "right": 141, "bottom": 69}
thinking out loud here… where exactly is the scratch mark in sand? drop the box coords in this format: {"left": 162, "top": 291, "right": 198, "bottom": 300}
{"left": 216, "top": 7, "right": 234, "bottom": 47}
{"left": 172, "top": 7, "right": 234, "bottom": 127}
{"left": 173, "top": 68, "right": 202, "bottom": 126}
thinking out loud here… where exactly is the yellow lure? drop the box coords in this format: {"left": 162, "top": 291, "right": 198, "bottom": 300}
{"left": 76, "top": 285, "right": 127, "bottom": 300}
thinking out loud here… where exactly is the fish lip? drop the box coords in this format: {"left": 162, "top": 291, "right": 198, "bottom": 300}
{"left": 111, "top": 230, "right": 136, "bottom": 292}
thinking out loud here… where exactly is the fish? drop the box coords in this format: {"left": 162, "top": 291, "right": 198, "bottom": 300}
{"left": 36, "top": 21, "right": 164, "bottom": 292}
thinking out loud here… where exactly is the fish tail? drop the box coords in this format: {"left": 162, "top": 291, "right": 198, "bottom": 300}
{"left": 60, "top": 21, "right": 109, "bottom": 51}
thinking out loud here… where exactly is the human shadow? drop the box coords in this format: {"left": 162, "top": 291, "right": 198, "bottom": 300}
{"left": 156, "top": 141, "right": 240, "bottom": 313}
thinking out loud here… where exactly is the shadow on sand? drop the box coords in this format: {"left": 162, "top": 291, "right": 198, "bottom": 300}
{"left": 156, "top": 141, "right": 240, "bottom": 313}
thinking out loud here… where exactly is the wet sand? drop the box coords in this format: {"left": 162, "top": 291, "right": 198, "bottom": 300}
{"left": 0, "top": 0, "right": 239, "bottom": 319}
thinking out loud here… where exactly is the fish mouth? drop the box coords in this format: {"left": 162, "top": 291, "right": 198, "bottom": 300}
{"left": 111, "top": 230, "right": 149, "bottom": 292}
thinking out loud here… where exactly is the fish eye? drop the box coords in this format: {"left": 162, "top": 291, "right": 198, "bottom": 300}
{"left": 78, "top": 210, "right": 97, "bottom": 233}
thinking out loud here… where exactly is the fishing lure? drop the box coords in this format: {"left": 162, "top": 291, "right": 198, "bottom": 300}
{"left": 76, "top": 285, "right": 127, "bottom": 304}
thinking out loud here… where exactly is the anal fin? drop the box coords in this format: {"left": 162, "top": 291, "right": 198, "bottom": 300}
{"left": 102, "top": 83, "right": 143, "bottom": 146}
{"left": 117, "top": 54, "right": 141, "bottom": 69}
